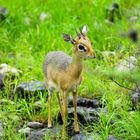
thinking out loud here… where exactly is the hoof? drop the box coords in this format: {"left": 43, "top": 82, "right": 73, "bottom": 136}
{"left": 74, "top": 131, "right": 80, "bottom": 134}
{"left": 48, "top": 126, "right": 53, "bottom": 129}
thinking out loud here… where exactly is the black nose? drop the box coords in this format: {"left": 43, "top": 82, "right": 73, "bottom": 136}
{"left": 93, "top": 56, "right": 96, "bottom": 58}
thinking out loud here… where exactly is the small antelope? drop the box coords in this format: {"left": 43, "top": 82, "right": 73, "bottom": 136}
{"left": 43, "top": 25, "right": 96, "bottom": 134}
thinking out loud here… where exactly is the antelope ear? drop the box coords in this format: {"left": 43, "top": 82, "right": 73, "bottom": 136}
{"left": 62, "top": 33, "right": 76, "bottom": 44}
{"left": 81, "top": 25, "right": 88, "bottom": 36}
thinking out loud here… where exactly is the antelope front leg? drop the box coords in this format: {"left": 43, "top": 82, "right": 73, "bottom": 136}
{"left": 63, "top": 91, "right": 68, "bottom": 127}
{"left": 73, "top": 91, "right": 79, "bottom": 133}
{"left": 48, "top": 90, "right": 52, "bottom": 128}
{"left": 62, "top": 91, "right": 68, "bottom": 138}
{"left": 56, "top": 92, "right": 64, "bottom": 122}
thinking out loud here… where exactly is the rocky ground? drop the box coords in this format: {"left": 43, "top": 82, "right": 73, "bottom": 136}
{"left": 0, "top": 53, "right": 140, "bottom": 139}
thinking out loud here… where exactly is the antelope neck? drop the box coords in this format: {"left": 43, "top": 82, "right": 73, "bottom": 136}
{"left": 68, "top": 53, "right": 83, "bottom": 78}
{"left": 71, "top": 53, "right": 83, "bottom": 65}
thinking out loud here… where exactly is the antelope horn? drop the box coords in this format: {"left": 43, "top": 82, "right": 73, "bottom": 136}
{"left": 75, "top": 28, "right": 81, "bottom": 39}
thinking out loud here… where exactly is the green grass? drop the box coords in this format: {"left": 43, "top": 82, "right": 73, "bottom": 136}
{"left": 0, "top": 0, "right": 140, "bottom": 139}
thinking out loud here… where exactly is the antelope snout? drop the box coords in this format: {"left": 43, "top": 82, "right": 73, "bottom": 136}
{"left": 91, "top": 55, "right": 96, "bottom": 59}
{"left": 90, "top": 51, "right": 96, "bottom": 59}
{"left": 86, "top": 53, "right": 96, "bottom": 59}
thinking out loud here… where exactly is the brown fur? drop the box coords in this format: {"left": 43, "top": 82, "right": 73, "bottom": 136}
{"left": 43, "top": 25, "right": 96, "bottom": 134}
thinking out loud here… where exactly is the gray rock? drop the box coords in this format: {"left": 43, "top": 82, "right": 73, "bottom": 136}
{"left": 27, "top": 128, "right": 47, "bottom": 140}
{"left": 0, "top": 63, "right": 22, "bottom": 77}
{"left": 27, "top": 122, "right": 46, "bottom": 129}
{"left": 69, "top": 125, "right": 98, "bottom": 140}
{"left": 28, "top": 126, "right": 62, "bottom": 140}
{"left": 69, "top": 107, "right": 100, "bottom": 124}
{"left": 39, "top": 12, "right": 51, "bottom": 21}
{"left": 68, "top": 123, "right": 98, "bottom": 139}
{"left": 71, "top": 133, "right": 95, "bottom": 140}
{"left": 108, "top": 135, "right": 123, "bottom": 140}
{"left": 21, "top": 125, "right": 62, "bottom": 140}
{"left": 58, "top": 106, "right": 105, "bottom": 125}
{"left": 69, "top": 97, "right": 103, "bottom": 108}
{"left": 116, "top": 56, "right": 137, "bottom": 72}
{"left": 0, "top": 73, "right": 5, "bottom": 90}
{"left": 0, "top": 64, "right": 22, "bottom": 91}
{"left": 108, "top": 136, "right": 117, "bottom": 140}
{"left": 19, "top": 127, "right": 32, "bottom": 136}
{"left": 130, "top": 86, "right": 140, "bottom": 107}
{"left": 102, "top": 51, "right": 116, "bottom": 58}
{"left": 33, "top": 101, "right": 43, "bottom": 111}
{"left": 0, "top": 121, "right": 3, "bottom": 139}
{"left": 58, "top": 97, "right": 106, "bottom": 126}
{"left": 16, "top": 81, "right": 47, "bottom": 99}
{"left": 131, "top": 92, "right": 140, "bottom": 106}
{"left": 0, "top": 6, "right": 8, "bottom": 20}
{"left": 19, "top": 97, "right": 106, "bottom": 140}
{"left": 130, "top": 16, "right": 138, "bottom": 23}
{"left": 71, "top": 133, "right": 87, "bottom": 140}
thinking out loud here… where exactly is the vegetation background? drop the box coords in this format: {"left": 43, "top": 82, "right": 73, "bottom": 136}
{"left": 0, "top": 0, "right": 140, "bottom": 139}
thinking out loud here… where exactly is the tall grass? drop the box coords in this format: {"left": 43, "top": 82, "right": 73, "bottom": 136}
{"left": 0, "top": 0, "right": 140, "bottom": 139}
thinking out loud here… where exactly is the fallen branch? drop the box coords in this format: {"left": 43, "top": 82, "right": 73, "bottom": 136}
{"left": 111, "top": 78, "right": 137, "bottom": 92}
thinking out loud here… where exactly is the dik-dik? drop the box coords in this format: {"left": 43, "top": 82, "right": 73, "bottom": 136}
{"left": 43, "top": 25, "right": 96, "bottom": 134}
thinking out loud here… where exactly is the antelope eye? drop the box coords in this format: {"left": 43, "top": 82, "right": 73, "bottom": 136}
{"left": 78, "top": 44, "right": 87, "bottom": 52}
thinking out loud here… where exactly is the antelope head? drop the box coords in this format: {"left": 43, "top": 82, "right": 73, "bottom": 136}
{"left": 63, "top": 25, "right": 96, "bottom": 59}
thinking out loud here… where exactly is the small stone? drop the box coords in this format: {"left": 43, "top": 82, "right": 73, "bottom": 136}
{"left": 130, "top": 16, "right": 138, "bottom": 23}
{"left": 33, "top": 101, "right": 43, "bottom": 111}
{"left": 70, "top": 130, "right": 96, "bottom": 140}
{"left": 0, "top": 6, "right": 8, "bottom": 20}
{"left": 71, "top": 133, "right": 87, "bottom": 140}
{"left": 0, "top": 73, "right": 5, "bottom": 90}
{"left": 116, "top": 56, "right": 137, "bottom": 72}
{"left": 0, "top": 63, "right": 22, "bottom": 77}
{"left": 27, "top": 125, "right": 62, "bottom": 140}
{"left": 27, "top": 122, "right": 46, "bottom": 129}
{"left": 108, "top": 135, "right": 123, "bottom": 140}
{"left": 69, "top": 97, "right": 103, "bottom": 108}
{"left": 0, "top": 121, "right": 3, "bottom": 139}
{"left": 40, "top": 12, "right": 51, "bottom": 21}
{"left": 16, "top": 81, "right": 47, "bottom": 99}
{"left": 102, "top": 51, "right": 116, "bottom": 58}
{"left": 19, "top": 127, "right": 32, "bottom": 136}
{"left": 130, "top": 86, "right": 140, "bottom": 107}
{"left": 131, "top": 92, "right": 140, "bottom": 106}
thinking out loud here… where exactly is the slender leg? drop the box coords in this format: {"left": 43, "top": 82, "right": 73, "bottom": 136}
{"left": 62, "top": 91, "right": 68, "bottom": 138}
{"left": 73, "top": 91, "right": 79, "bottom": 133}
{"left": 63, "top": 91, "right": 68, "bottom": 127}
{"left": 56, "top": 92, "right": 64, "bottom": 122}
{"left": 48, "top": 90, "right": 52, "bottom": 128}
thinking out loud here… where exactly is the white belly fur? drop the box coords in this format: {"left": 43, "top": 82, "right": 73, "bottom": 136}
{"left": 48, "top": 80, "right": 60, "bottom": 92}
